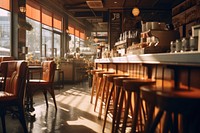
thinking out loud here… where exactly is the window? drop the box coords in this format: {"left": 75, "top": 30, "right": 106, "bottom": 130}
{"left": 26, "top": 0, "right": 63, "bottom": 59}
{"left": 26, "top": 18, "right": 41, "bottom": 59}
{"left": 54, "top": 33, "right": 61, "bottom": 57}
{"left": 0, "top": 2, "right": 11, "bottom": 56}
{"left": 68, "top": 25, "right": 85, "bottom": 53}
{"left": 42, "top": 28, "right": 52, "bottom": 57}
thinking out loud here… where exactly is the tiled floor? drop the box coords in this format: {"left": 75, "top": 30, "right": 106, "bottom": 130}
{"left": 1, "top": 82, "right": 111, "bottom": 133}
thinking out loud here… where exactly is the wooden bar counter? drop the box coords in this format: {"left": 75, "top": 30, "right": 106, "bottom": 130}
{"left": 95, "top": 52, "right": 200, "bottom": 90}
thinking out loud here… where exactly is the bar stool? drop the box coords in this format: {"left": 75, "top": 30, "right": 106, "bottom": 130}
{"left": 111, "top": 77, "right": 140, "bottom": 133}
{"left": 101, "top": 74, "right": 129, "bottom": 131}
{"left": 118, "top": 79, "right": 156, "bottom": 133}
{"left": 141, "top": 85, "right": 200, "bottom": 133}
{"left": 98, "top": 73, "right": 129, "bottom": 119}
{"left": 94, "top": 71, "right": 115, "bottom": 113}
{"left": 90, "top": 69, "right": 104, "bottom": 104}
{"left": 140, "top": 85, "right": 159, "bottom": 133}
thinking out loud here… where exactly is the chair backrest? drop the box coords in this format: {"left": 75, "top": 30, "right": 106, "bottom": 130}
{"left": 0, "top": 62, "right": 8, "bottom": 90}
{"left": 4, "top": 61, "right": 27, "bottom": 101}
{"left": 42, "top": 61, "right": 56, "bottom": 82}
{"left": 0, "top": 56, "right": 14, "bottom": 63}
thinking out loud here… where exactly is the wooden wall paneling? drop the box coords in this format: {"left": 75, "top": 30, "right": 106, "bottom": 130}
{"left": 128, "top": 63, "right": 133, "bottom": 77}
{"left": 108, "top": 63, "right": 116, "bottom": 73}
{"left": 97, "top": 63, "right": 103, "bottom": 70}
{"left": 102, "top": 64, "right": 107, "bottom": 71}
{"left": 188, "top": 68, "right": 200, "bottom": 89}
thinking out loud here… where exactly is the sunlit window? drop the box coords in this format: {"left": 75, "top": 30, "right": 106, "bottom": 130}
{"left": 26, "top": 18, "right": 41, "bottom": 59}
{"left": 0, "top": 8, "right": 11, "bottom": 56}
{"left": 54, "top": 33, "right": 61, "bottom": 57}
{"left": 42, "top": 28, "right": 53, "bottom": 57}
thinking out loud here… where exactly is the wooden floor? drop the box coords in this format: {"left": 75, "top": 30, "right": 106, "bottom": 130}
{"left": 1, "top": 81, "right": 111, "bottom": 133}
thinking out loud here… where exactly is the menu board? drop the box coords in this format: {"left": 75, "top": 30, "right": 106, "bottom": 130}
{"left": 109, "top": 11, "right": 122, "bottom": 49}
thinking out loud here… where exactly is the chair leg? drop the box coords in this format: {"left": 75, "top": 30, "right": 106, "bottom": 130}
{"left": 43, "top": 90, "right": 49, "bottom": 108}
{"left": 111, "top": 86, "right": 121, "bottom": 133}
{"left": 102, "top": 83, "right": 114, "bottom": 132}
{"left": 149, "top": 110, "right": 164, "bottom": 133}
{"left": 0, "top": 110, "right": 6, "bottom": 133}
{"left": 48, "top": 88, "right": 57, "bottom": 110}
{"left": 18, "top": 105, "right": 28, "bottom": 133}
{"left": 94, "top": 77, "right": 102, "bottom": 112}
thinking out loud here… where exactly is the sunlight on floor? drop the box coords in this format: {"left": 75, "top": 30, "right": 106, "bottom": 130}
{"left": 66, "top": 116, "right": 103, "bottom": 132}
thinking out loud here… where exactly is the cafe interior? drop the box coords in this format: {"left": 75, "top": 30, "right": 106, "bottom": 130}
{"left": 0, "top": 0, "right": 200, "bottom": 132}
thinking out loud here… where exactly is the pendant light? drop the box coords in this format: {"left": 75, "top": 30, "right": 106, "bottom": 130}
{"left": 132, "top": 0, "right": 140, "bottom": 17}
{"left": 132, "top": 7, "right": 140, "bottom": 16}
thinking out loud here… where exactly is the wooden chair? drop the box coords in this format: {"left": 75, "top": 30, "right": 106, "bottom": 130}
{"left": 0, "top": 62, "right": 8, "bottom": 90}
{"left": 27, "top": 61, "right": 57, "bottom": 111}
{"left": 0, "top": 61, "right": 28, "bottom": 133}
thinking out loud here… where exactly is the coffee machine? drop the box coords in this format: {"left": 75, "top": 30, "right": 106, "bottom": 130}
{"left": 141, "top": 29, "right": 180, "bottom": 53}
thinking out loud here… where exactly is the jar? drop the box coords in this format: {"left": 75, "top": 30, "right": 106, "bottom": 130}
{"left": 181, "top": 37, "right": 189, "bottom": 52}
{"left": 175, "top": 39, "right": 181, "bottom": 52}
{"left": 190, "top": 36, "right": 198, "bottom": 51}
{"left": 170, "top": 41, "right": 175, "bottom": 53}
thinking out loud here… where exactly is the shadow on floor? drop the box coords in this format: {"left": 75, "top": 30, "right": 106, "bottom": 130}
{"left": 0, "top": 82, "right": 111, "bottom": 133}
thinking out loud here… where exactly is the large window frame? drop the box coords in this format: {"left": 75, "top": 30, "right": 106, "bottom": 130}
{"left": 0, "top": 0, "right": 11, "bottom": 56}
{"left": 68, "top": 25, "right": 85, "bottom": 53}
{"left": 26, "top": 0, "right": 63, "bottom": 61}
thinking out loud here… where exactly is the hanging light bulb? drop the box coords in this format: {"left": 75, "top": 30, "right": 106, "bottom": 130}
{"left": 132, "top": 7, "right": 140, "bottom": 16}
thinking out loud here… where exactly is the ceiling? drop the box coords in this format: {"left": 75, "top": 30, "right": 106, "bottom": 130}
{"left": 52, "top": 0, "right": 185, "bottom": 31}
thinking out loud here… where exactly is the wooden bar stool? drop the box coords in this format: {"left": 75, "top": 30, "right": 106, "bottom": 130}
{"left": 112, "top": 77, "right": 140, "bottom": 133}
{"left": 141, "top": 85, "right": 200, "bottom": 133}
{"left": 94, "top": 71, "right": 115, "bottom": 113}
{"left": 98, "top": 73, "right": 129, "bottom": 119}
{"left": 90, "top": 69, "right": 104, "bottom": 104}
{"left": 119, "top": 79, "right": 155, "bottom": 133}
{"left": 102, "top": 74, "right": 129, "bottom": 132}
{"left": 140, "top": 85, "right": 159, "bottom": 133}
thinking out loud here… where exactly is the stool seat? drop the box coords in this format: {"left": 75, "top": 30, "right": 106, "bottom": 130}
{"left": 123, "top": 79, "right": 156, "bottom": 92}
{"left": 106, "top": 74, "right": 129, "bottom": 82}
{"left": 90, "top": 69, "right": 104, "bottom": 75}
{"left": 113, "top": 77, "right": 139, "bottom": 86}
{"left": 96, "top": 71, "right": 115, "bottom": 77}
{"left": 141, "top": 85, "right": 200, "bottom": 133}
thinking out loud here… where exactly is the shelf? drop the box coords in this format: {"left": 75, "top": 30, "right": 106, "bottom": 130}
{"left": 115, "top": 40, "right": 127, "bottom": 46}
{"left": 172, "top": 0, "right": 196, "bottom": 16}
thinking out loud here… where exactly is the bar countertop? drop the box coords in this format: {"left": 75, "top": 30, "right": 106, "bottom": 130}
{"left": 95, "top": 52, "right": 200, "bottom": 66}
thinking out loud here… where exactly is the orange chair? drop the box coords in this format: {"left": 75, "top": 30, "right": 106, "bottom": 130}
{"left": 0, "top": 61, "right": 28, "bottom": 133}
{"left": 0, "top": 62, "right": 8, "bottom": 90}
{"left": 27, "top": 61, "right": 57, "bottom": 111}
